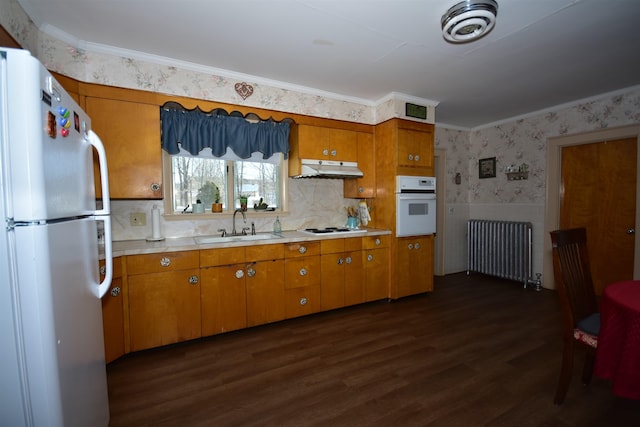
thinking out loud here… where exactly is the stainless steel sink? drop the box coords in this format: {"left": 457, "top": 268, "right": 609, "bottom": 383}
{"left": 194, "top": 233, "right": 281, "bottom": 245}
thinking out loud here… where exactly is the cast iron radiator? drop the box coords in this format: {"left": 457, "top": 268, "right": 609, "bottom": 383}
{"left": 467, "top": 219, "right": 532, "bottom": 285}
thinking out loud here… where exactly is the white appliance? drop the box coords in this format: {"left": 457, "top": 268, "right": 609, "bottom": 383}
{"left": 395, "top": 175, "right": 436, "bottom": 237}
{"left": 0, "top": 48, "right": 112, "bottom": 426}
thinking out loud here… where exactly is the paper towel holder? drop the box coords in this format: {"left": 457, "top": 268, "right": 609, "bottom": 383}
{"left": 146, "top": 205, "right": 165, "bottom": 242}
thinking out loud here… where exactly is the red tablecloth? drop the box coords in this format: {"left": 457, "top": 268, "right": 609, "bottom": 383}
{"left": 594, "top": 280, "right": 640, "bottom": 400}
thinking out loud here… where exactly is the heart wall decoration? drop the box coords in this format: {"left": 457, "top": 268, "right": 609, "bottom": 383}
{"left": 235, "top": 82, "right": 254, "bottom": 100}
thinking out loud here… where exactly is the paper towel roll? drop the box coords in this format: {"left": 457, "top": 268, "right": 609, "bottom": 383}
{"left": 151, "top": 205, "right": 161, "bottom": 239}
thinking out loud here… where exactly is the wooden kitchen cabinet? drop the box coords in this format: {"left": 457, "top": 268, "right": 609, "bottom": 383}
{"left": 284, "top": 241, "right": 321, "bottom": 318}
{"left": 245, "top": 244, "right": 286, "bottom": 327}
{"left": 85, "top": 97, "right": 162, "bottom": 199}
{"left": 320, "top": 237, "right": 364, "bottom": 310}
{"left": 100, "top": 257, "right": 124, "bottom": 363}
{"left": 200, "top": 247, "right": 247, "bottom": 336}
{"left": 397, "top": 125, "right": 434, "bottom": 174}
{"left": 126, "top": 251, "right": 200, "bottom": 351}
{"left": 296, "top": 125, "right": 358, "bottom": 162}
{"left": 396, "top": 235, "right": 434, "bottom": 298}
{"left": 362, "top": 235, "right": 390, "bottom": 302}
{"left": 343, "top": 132, "right": 376, "bottom": 198}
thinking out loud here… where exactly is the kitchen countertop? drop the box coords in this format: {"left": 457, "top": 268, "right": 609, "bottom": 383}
{"left": 109, "top": 228, "right": 391, "bottom": 257}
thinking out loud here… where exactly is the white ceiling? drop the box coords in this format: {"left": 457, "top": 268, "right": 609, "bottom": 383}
{"left": 17, "top": 0, "right": 640, "bottom": 128}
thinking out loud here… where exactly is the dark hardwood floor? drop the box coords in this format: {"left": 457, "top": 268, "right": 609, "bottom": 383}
{"left": 106, "top": 273, "right": 640, "bottom": 426}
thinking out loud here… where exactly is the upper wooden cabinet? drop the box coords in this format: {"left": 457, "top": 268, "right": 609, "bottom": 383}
{"left": 343, "top": 132, "right": 376, "bottom": 198}
{"left": 85, "top": 97, "right": 162, "bottom": 199}
{"left": 296, "top": 125, "right": 358, "bottom": 162}
{"left": 375, "top": 118, "right": 434, "bottom": 177}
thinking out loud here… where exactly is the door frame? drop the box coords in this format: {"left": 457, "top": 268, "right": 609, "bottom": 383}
{"left": 543, "top": 124, "right": 640, "bottom": 289}
{"left": 434, "top": 148, "right": 446, "bottom": 276}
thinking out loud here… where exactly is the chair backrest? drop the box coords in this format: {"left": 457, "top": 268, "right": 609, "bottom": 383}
{"left": 550, "top": 228, "right": 598, "bottom": 332}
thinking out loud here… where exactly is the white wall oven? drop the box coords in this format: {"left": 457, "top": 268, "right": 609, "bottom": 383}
{"left": 395, "top": 175, "right": 436, "bottom": 237}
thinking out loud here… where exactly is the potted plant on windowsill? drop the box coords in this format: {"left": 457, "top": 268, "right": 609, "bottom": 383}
{"left": 211, "top": 185, "right": 223, "bottom": 213}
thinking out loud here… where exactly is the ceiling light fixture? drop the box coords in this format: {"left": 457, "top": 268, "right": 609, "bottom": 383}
{"left": 441, "top": 0, "right": 498, "bottom": 43}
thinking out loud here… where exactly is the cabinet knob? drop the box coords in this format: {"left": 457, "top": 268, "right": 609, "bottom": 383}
{"left": 298, "top": 246, "right": 307, "bottom": 254}
{"left": 375, "top": 238, "right": 381, "bottom": 246}
{"left": 100, "top": 265, "right": 106, "bottom": 276}
{"left": 408, "top": 154, "right": 414, "bottom": 161}
{"left": 235, "top": 269, "right": 244, "bottom": 279}
{"left": 247, "top": 267, "right": 256, "bottom": 278}
{"left": 415, "top": 243, "right": 421, "bottom": 250}
{"left": 300, "top": 297, "right": 308, "bottom": 306}
{"left": 330, "top": 149, "right": 337, "bottom": 157}
{"left": 345, "top": 256, "right": 352, "bottom": 264}
{"left": 367, "top": 254, "right": 374, "bottom": 262}
{"left": 337, "top": 257, "right": 344, "bottom": 265}
{"left": 160, "top": 257, "right": 171, "bottom": 267}
{"left": 150, "top": 182, "right": 161, "bottom": 192}
{"left": 110, "top": 286, "right": 121, "bottom": 297}
{"left": 408, "top": 243, "right": 414, "bottom": 250}
{"left": 299, "top": 268, "right": 307, "bottom": 276}
{"left": 358, "top": 187, "right": 364, "bottom": 193}
{"left": 189, "top": 275, "right": 199, "bottom": 285}
{"left": 414, "top": 154, "right": 420, "bottom": 162}
{"left": 323, "top": 148, "right": 329, "bottom": 156}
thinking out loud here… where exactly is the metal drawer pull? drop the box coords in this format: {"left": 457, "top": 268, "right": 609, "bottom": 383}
{"left": 110, "top": 286, "right": 121, "bottom": 297}
{"left": 300, "top": 297, "right": 308, "bottom": 306}
{"left": 408, "top": 154, "right": 414, "bottom": 161}
{"left": 414, "top": 154, "right": 420, "bottom": 162}
{"left": 415, "top": 243, "right": 421, "bottom": 249}
{"left": 367, "top": 254, "right": 374, "bottom": 262}
{"left": 247, "top": 267, "right": 256, "bottom": 277}
{"left": 298, "top": 246, "right": 307, "bottom": 254}
{"left": 375, "top": 238, "right": 381, "bottom": 246}
{"left": 408, "top": 243, "right": 414, "bottom": 250}
{"left": 299, "top": 268, "right": 307, "bottom": 276}
{"left": 235, "top": 269, "right": 244, "bottom": 279}
{"left": 337, "top": 258, "right": 344, "bottom": 265}
{"left": 189, "top": 275, "right": 199, "bottom": 285}
{"left": 345, "top": 256, "right": 352, "bottom": 264}
{"left": 160, "top": 257, "right": 171, "bottom": 267}
{"left": 150, "top": 182, "right": 161, "bottom": 192}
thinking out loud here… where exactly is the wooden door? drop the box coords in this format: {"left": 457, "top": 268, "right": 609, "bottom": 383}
{"left": 321, "top": 252, "right": 345, "bottom": 310}
{"left": 86, "top": 97, "right": 162, "bottom": 199}
{"left": 560, "top": 138, "right": 636, "bottom": 294}
{"left": 200, "top": 264, "right": 247, "bottom": 336}
{"left": 128, "top": 268, "right": 201, "bottom": 351}
{"left": 246, "top": 259, "right": 285, "bottom": 327}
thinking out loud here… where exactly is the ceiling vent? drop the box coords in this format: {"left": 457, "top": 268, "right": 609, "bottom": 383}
{"left": 441, "top": 0, "right": 498, "bottom": 43}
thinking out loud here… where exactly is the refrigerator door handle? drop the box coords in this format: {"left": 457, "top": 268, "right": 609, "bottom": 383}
{"left": 96, "top": 214, "right": 113, "bottom": 299}
{"left": 87, "top": 130, "right": 111, "bottom": 215}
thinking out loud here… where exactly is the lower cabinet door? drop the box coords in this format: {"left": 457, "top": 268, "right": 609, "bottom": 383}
{"left": 246, "top": 259, "right": 285, "bottom": 327}
{"left": 128, "top": 269, "right": 201, "bottom": 351}
{"left": 364, "top": 248, "right": 389, "bottom": 302}
{"left": 101, "top": 276, "right": 125, "bottom": 363}
{"left": 201, "top": 264, "right": 247, "bottom": 336}
{"left": 285, "top": 285, "right": 321, "bottom": 319}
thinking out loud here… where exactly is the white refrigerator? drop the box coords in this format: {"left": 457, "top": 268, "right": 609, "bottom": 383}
{"left": 0, "top": 48, "right": 113, "bottom": 426}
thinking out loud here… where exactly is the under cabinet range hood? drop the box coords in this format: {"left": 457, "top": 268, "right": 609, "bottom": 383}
{"left": 292, "top": 159, "right": 364, "bottom": 179}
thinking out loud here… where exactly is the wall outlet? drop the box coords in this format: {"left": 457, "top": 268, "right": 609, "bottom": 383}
{"left": 130, "top": 212, "right": 147, "bottom": 226}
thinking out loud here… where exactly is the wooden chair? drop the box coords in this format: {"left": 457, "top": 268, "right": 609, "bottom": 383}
{"left": 550, "top": 227, "right": 599, "bottom": 405}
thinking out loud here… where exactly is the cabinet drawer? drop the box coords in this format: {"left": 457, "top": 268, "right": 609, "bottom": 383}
{"left": 100, "top": 256, "right": 122, "bottom": 279}
{"left": 200, "top": 247, "right": 245, "bottom": 267}
{"left": 285, "top": 285, "right": 321, "bottom": 319}
{"left": 285, "top": 241, "right": 320, "bottom": 258}
{"left": 126, "top": 250, "right": 199, "bottom": 275}
{"left": 320, "top": 238, "right": 345, "bottom": 254}
{"left": 285, "top": 257, "right": 321, "bottom": 289}
{"left": 345, "top": 237, "right": 363, "bottom": 252}
{"left": 363, "top": 235, "right": 389, "bottom": 249}
{"left": 246, "top": 243, "right": 284, "bottom": 262}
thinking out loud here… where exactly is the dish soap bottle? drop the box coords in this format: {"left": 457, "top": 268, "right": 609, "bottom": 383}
{"left": 273, "top": 216, "right": 282, "bottom": 236}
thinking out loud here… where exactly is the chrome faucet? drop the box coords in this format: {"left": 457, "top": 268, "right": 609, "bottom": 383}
{"left": 232, "top": 209, "right": 247, "bottom": 236}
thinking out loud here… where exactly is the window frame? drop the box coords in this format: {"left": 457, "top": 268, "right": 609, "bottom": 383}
{"left": 162, "top": 150, "right": 289, "bottom": 220}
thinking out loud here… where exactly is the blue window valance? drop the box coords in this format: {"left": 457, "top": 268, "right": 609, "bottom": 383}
{"left": 160, "top": 103, "right": 291, "bottom": 160}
